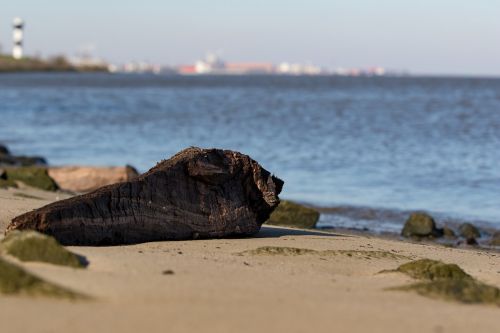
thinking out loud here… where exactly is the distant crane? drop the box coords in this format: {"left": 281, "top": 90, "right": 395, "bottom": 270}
{"left": 12, "top": 17, "right": 24, "bottom": 59}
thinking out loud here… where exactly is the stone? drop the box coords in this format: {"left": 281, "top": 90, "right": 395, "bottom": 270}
{"left": 489, "top": 231, "right": 500, "bottom": 246}
{"left": 7, "top": 147, "right": 283, "bottom": 245}
{"left": 48, "top": 165, "right": 139, "bottom": 193}
{"left": 0, "top": 154, "right": 47, "bottom": 167}
{"left": 458, "top": 223, "right": 481, "bottom": 239}
{"left": 265, "top": 200, "right": 319, "bottom": 229}
{"left": 465, "top": 237, "right": 478, "bottom": 246}
{"left": 0, "top": 144, "right": 9, "bottom": 155}
{"left": 401, "top": 212, "right": 443, "bottom": 238}
{"left": 442, "top": 226, "right": 456, "bottom": 238}
{"left": 1, "top": 230, "right": 85, "bottom": 268}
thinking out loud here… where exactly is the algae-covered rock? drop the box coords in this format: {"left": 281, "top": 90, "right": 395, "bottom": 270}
{"left": 396, "top": 259, "right": 471, "bottom": 281}
{"left": 0, "top": 256, "right": 85, "bottom": 299}
{"left": 4, "top": 167, "right": 58, "bottom": 191}
{"left": 390, "top": 259, "right": 500, "bottom": 305}
{"left": 1, "top": 231, "right": 85, "bottom": 268}
{"left": 490, "top": 231, "right": 500, "bottom": 246}
{"left": 442, "top": 226, "right": 456, "bottom": 239}
{"left": 265, "top": 200, "right": 319, "bottom": 229}
{"left": 401, "top": 212, "right": 443, "bottom": 238}
{"left": 458, "top": 223, "right": 481, "bottom": 239}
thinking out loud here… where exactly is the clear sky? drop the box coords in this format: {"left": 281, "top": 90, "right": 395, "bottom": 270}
{"left": 1, "top": 0, "right": 499, "bottom": 76}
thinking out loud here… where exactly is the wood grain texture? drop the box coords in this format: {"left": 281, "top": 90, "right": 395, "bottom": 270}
{"left": 6, "top": 147, "right": 283, "bottom": 245}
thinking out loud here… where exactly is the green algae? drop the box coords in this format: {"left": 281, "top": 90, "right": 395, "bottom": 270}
{"left": 0, "top": 178, "right": 18, "bottom": 189}
{"left": 396, "top": 259, "right": 471, "bottom": 281}
{"left": 13, "top": 192, "right": 43, "bottom": 200}
{"left": 241, "top": 246, "right": 409, "bottom": 259}
{"left": 1, "top": 231, "right": 85, "bottom": 268}
{"left": 389, "top": 259, "right": 500, "bottom": 305}
{"left": 265, "top": 200, "right": 320, "bottom": 229}
{"left": 4, "top": 167, "right": 58, "bottom": 191}
{"left": 245, "top": 246, "right": 317, "bottom": 256}
{"left": 396, "top": 279, "right": 500, "bottom": 305}
{"left": 0, "top": 256, "right": 86, "bottom": 299}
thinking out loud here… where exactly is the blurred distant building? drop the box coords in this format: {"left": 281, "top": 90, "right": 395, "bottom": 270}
{"left": 277, "top": 62, "right": 323, "bottom": 75}
{"left": 12, "top": 17, "right": 24, "bottom": 59}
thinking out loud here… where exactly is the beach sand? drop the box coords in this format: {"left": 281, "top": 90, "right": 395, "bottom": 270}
{"left": 0, "top": 187, "right": 499, "bottom": 333}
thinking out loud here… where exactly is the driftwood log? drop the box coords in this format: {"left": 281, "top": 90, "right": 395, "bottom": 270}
{"left": 7, "top": 148, "right": 283, "bottom": 245}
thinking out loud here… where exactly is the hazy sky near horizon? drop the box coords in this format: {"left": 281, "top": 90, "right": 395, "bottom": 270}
{"left": 1, "top": 0, "right": 499, "bottom": 75}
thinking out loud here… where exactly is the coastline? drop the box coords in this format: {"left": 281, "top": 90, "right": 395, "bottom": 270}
{"left": 1, "top": 187, "right": 499, "bottom": 332}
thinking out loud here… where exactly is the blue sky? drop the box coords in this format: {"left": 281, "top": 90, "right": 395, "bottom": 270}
{"left": 1, "top": 0, "right": 499, "bottom": 75}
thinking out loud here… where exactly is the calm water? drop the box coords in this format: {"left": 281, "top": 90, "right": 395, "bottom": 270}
{"left": 1, "top": 73, "right": 499, "bottom": 232}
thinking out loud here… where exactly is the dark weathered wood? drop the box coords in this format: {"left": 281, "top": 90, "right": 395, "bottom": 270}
{"left": 7, "top": 147, "right": 283, "bottom": 245}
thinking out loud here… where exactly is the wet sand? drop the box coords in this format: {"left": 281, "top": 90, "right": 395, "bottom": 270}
{"left": 0, "top": 187, "right": 499, "bottom": 333}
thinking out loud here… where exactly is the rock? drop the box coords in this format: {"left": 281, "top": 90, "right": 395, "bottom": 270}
{"left": 0, "top": 144, "right": 9, "bottom": 155}
{"left": 1, "top": 230, "right": 85, "bottom": 268}
{"left": 3, "top": 167, "right": 58, "bottom": 191}
{"left": 0, "top": 154, "right": 47, "bottom": 167}
{"left": 401, "top": 212, "right": 443, "bottom": 238}
{"left": 458, "top": 223, "right": 481, "bottom": 239}
{"left": 265, "top": 200, "right": 319, "bottom": 229}
{"left": 465, "top": 237, "right": 478, "bottom": 246}
{"left": 7, "top": 147, "right": 283, "bottom": 245}
{"left": 442, "top": 226, "right": 456, "bottom": 239}
{"left": 489, "top": 231, "right": 500, "bottom": 246}
{"left": 0, "top": 256, "right": 85, "bottom": 299}
{"left": 48, "top": 165, "right": 139, "bottom": 193}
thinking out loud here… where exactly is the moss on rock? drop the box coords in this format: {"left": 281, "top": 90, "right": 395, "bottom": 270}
{"left": 4, "top": 167, "right": 58, "bottom": 191}
{"left": 390, "top": 259, "right": 500, "bottom": 305}
{"left": 0, "top": 256, "right": 86, "bottom": 299}
{"left": 265, "top": 200, "right": 320, "bottom": 229}
{"left": 0, "top": 178, "right": 18, "bottom": 189}
{"left": 396, "top": 259, "right": 471, "bottom": 281}
{"left": 1, "top": 231, "right": 85, "bottom": 268}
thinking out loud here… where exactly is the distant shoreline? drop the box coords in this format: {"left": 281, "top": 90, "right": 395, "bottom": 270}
{"left": 0, "top": 55, "right": 108, "bottom": 73}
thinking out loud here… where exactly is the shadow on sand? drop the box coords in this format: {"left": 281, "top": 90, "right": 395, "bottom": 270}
{"left": 255, "top": 226, "right": 347, "bottom": 239}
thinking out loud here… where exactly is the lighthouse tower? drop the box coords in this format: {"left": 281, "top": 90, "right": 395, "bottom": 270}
{"left": 12, "top": 17, "right": 24, "bottom": 60}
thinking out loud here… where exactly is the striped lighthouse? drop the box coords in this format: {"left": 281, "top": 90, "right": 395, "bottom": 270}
{"left": 12, "top": 17, "right": 24, "bottom": 60}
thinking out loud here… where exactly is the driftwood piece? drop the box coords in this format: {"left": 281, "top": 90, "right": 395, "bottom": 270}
{"left": 7, "top": 148, "right": 283, "bottom": 245}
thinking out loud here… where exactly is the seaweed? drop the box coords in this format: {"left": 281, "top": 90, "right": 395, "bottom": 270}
{"left": 240, "top": 246, "right": 409, "bottom": 259}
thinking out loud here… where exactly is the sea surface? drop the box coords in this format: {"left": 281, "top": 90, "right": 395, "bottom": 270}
{"left": 1, "top": 73, "right": 499, "bottom": 232}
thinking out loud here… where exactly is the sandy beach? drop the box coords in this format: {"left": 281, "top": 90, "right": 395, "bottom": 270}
{"left": 0, "top": 187, "right": 499, "bottom": 333}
